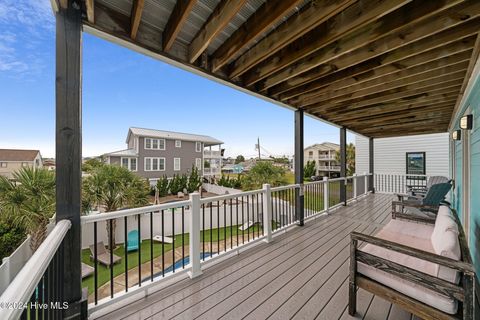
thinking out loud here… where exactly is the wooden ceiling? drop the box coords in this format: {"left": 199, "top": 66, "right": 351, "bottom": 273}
{"left": 74, "top": 0, "right": 480, "bottom": 138}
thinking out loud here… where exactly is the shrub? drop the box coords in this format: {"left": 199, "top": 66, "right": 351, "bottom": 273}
{"left": 0, "top": 221, "right": 26, "bottom": 261}
{"left": 241, "top": 161, "right": 288, "bottom": 190}
{"left": 156, "top": 176, "right": 169, "bottom": 197}
{"left": 187, "top": 166, "right": 202, "bottom": 193}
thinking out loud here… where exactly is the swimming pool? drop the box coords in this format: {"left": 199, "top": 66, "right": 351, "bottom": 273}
{"left": 143, "top": 252, "right": 212, "bottom": 282}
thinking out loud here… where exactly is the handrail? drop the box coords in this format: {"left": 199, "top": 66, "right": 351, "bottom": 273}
{"left": 0, "top": 219, "right": 71, "bottom": 320}
{"left": 81, "top": 200, "right": 191, "bottom": 223}
{"left": 270, "top": 184, "right": 300, "bottom": 192}
{"left": 199, "top": 188, "right": 265, "bottom": 203}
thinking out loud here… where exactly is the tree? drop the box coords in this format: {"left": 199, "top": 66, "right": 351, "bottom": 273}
{"left": 235, "top": 155, "right": 245, "bottom": 164}
{"left": 335, "top": 143, "right": 356, "bottom": 176}
{"left": 156, "top": 176, "right": 169, "bottom": 197}
{"left": 304, "top": 160, "right": 316, "bottom": 179}
{"left": 0, "top": 167, "right": 55, "bottom": 252}
{"left": 241, "top": 161, "right": 288, "bottom": 190}
{"left": 82, "top": 164, "right": 149, "bottom": 248}
{"left": 187, "top": 166, "right": 202, "bottom": 193}
{"left": 82, "top": 158, "right": 105, "bottom": 173}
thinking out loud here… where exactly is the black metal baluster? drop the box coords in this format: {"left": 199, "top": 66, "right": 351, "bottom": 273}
{"left": 246, "top": 196, "right": 250, "bottom": 242}
{"left": 150, "top": 212, "right": 154, "bottom": 280}
{"left": 161, "top": 210, "right": 165, "bottom": 277}
{"left": 109, "top": 219, "right": 114, "bottom": 298}
{"left": 124, "top": 216, "right": 128, "bottom": 292}
{"left": 202, "top": 204, "right": 205, "bottom": 260}
{"left": 241, "top": 196, "right": 245, "bottom": 244}
{"left": 39, "top": 276, "right": 44, "bottom": 320}
{"left": 181, "top": 207, "right": 185, "bottom": 269}
{"left": 29, "top": 291, "right": 35, "bottom": 320}
{"left": 93, "top": 221, "right": 98, "bottom": 304}
{"left": 261, "top": 193, "right": 264, "bottom": 235}
{"left": 138, "top": 214, "right": 141, "bottom": 286}
{"left": 44, "top": 266, "right": 50, "bottom": 319}
{"left": 210, "top": 203, "right": 213, "bottom": 254}
{"left": 236, "top": 197, "right": 239, "bottom": 246}
{"left": 172, "top": 208, "right": 175, "bottom": 273}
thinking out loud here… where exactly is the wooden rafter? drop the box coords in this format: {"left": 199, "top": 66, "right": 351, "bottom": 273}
{"left": 130, "top": 0, "right": 144, "bottom": 40}
{"left": 300, "top": 62, "right": 469, "bottom": 108}
{"left": 288, "top": 50, "right": 472, "bottom": 105}
{"left": 210, "top": 0, "right": 303, "bottom": 72}
{"left": 188, "top": 0, "right": 248, "bottom": 63}
{"left": 85, "top": 0, "right": 94, "bottom": 23}
{"left": 228, "top": 0, "right": 356, "bottom": 78}
{"left": 260, "top": 3, "right": 480, "bottom": 94}
{"left": 163, "top": 0, "right": 196, "bottom": 52}
{"left": 279, "top": 39, "right": 475, "bottom": 102}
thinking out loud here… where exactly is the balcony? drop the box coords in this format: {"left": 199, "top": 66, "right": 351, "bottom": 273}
{"left": 203, "top": 150, "right": 221, "bottom": 158}
{"left": 318, "top": 165, "right": 341, "bottom": 171}
{"left": 318, "top": 154, "right": 336, "bottom": 160}
{"left": 203, "top": 167, "right": 221, "bottom": 176}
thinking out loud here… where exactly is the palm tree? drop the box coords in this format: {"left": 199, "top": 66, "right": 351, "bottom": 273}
{"left": 82, "top": 165, "right": 149, "bottom": 249}
{"left": 0, "top": 167, "right": 55, "bottom": 252}
{"left": 335, "top": 143, "right": 356, "bottom": 176}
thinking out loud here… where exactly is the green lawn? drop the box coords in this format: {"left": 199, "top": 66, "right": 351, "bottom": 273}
{"left": 82, "top": 224, "right": 263, "bottom": 294}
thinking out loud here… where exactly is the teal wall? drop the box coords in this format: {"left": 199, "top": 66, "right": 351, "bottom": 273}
{"left": 452, "top": 72, "right": 480, "bottom": 277}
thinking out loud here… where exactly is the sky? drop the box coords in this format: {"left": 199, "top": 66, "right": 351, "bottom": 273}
{"left": 0, "top": 0, "right": 355, "bottom": 159}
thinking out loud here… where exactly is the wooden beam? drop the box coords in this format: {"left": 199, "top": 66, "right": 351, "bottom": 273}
{"left": 264, "top": 4, "right": 480, "bottom": 95}
{"left": 273, "top": 21, "right": 479, "bottom": 100}
{"left": 210, "top": 0, "right": 303, "bottom": 72}
{"left": 130, "top": 0, "right": 144, "bottom": 40}
{"left": 228, "top": 0, "right": 356, "bottom": 78}
{"left": 55, "top": 1, "right": 86, "bottom": 317}
{"left": 327, "top": 95, "right": 459, "bottom": 121}
{"left": 242, "top": 0, "right": 421, "bottom": 87}
{"left": 358, "top": 118, "right": 451, "bottom": 133}
{"left": 300, "top": 61, "right": 468, "bottom": 107}
{"left": 309, "top": 80, "right": 463, "bottom": 114}
{"left": 188, "top": 0, "right": 248, "bottom": 63}
{"left": 368, "top": 127, "right": 448, "bottom": 138}
{"left": 288, "top": 50, "right": 472, "bottom": 105}
{"left": 163, "top": 0, "right": 196, "bottom": 52}
{"left": 278, "top": 39, "right": 474, "bottom": 101}
{"left": 85, "top": 0, "right": 94, "bottom": 23}
{"left": 449, "top": 32, "right": 480, "bottom": 127}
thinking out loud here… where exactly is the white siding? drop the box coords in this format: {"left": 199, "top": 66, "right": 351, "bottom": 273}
{"left": 355, "top": 133, "right": 449, "bottom": 177}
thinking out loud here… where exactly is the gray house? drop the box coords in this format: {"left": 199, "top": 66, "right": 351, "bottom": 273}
{"left": 103, "top": 127, "right": 223, "bottom": 184}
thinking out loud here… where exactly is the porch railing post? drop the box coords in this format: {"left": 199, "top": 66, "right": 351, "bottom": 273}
{"left": 262, "top": 184, "right": 272, "bottom": 243}
{"left": 369, "top": 137, "right": 375, "bottom": 193}
{"left": 364, "top": 172, "right": 368, "bottom": 196}
{"left": 188, "top": 192, "right": 202, "bottom": 278}
{"left": 323, "top": 177, "right": 329, "bottom": 214}
{"left": 294, "top": 109, "right": 304, "bottom": 226}
{"left": 340, "top": 127, "right": 347, "bottom": 205}
{"left": 353, "top": 174, "right": 357, "bottom": 199}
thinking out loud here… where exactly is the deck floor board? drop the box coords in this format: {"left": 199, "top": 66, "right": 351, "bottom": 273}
{"left": 97, "top": 193, "right": 414, "bottom": 320}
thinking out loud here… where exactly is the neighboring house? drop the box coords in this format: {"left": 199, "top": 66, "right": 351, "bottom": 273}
{"left": 355, "top": 133, "right": 449, "bottom": 177}
{"left": 103, "top": 127, "right": 223, "bottom": 184}
{"left": 0, "top": 149, "right": 43, "bottom": 179}
{"left": 304, "top": 142, "right": 341, "bottom": 178}
{"left": 43, "top": 159, "right": 56, "bottom": 171}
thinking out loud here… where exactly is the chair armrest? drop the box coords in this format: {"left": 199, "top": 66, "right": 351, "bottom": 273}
{"left": 392, "top": 200, "right": 438, "bottom": 210}
{"left": 350, "top": 231, "right": 474, "bottom": 275}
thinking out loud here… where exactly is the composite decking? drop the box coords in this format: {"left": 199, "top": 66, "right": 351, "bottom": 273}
{"left": 97, "top": 193, "right": 419, "bottom": 320}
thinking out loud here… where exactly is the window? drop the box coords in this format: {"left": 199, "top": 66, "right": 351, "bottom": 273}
{"left": 144, "top": 157, "right": 165, "bottom": 171}
{"left": 196, "top": 142, "right": 202, "bottom": 152}
{"left": 406, "top": 152, "right": 426, "bottom": 175}
{"left": 121, "top": 157, "right": 137, "bottom": 171}
{"left": 195, "top": 158, "right": 202, "bottom": 169}
{"left": 174, "top": 158, "right": 181, "bottom": 171}
{"left": 144, "top": 138, "right": 166, "bottom": 150}
{"left": 0, "top": 162, "right": 6, "bottom": 168}
{"left": 175, "top": 140, "right": 182, "bottom": 148}
{"left": 21, "top": 162, "right": 29, "bottom": 167}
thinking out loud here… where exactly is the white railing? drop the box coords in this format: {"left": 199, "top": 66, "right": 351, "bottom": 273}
{"left": 0, "top": 220, "right": 71, "bottom": 320}
{"left": 317, "top": 165, "right": 341, "bottom": 171}
{"left": 203, "top": 150, "right": 221, "bottom": 158}
{"left": 79, "top": 174, "right": 373, "bottom": 316}
{"left": 203, "top": 167, "right": 220, "bottom": 175}
{"left": 373, "top": 173, "right": 429, "bottom": 194}
{"left": 318, "top": 155, "right": 335, "bottom": 160}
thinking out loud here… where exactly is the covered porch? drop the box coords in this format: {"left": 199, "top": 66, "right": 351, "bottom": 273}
{"left": 0, "top": 0, "right": 479, "bottom": 319}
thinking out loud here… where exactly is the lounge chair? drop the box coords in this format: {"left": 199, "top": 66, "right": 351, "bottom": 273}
{"left": 394, "top": 181, "right": 452, "bottom": 218}
{"left": 349, "top": 205, "right": 474, "bottom": 319}
{"left": 406, "top": 175, "right": 449, "bottom": 197}
{"left": 127, "top": 230, "right": 140, "bottom": 252}
{"left": 81, "top": 262, "right": 94, "bottom": 278}
{"left": 89, "top": 242, "right": 121, "bottom": 267}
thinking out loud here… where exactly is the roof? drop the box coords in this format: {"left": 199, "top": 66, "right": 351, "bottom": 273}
{"left": 0, "top": 149, "right": 40, "bottom": 162}
{"left": 127, "top": 127, "right": 223, "bottom": 146}
{"left": 62, "top": 1, "right": 480, "bottom": 138}
{"left": 305, "top": 142, "right": 340, "bottom": 151}
{"left": 103, "top": 148, "right": 138, "bottom": 157}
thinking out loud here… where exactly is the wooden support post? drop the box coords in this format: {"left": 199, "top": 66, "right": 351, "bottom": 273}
{"left": 340, "top": 127, "right": 347, "bottom": 205}
{"left": 295, "top": 109, "right": 304, "bottom": 226}
{"left": 349, "top": 237, "right": 358, "bottom": 316}
{"left": 188, "top": 192, "right": 202, "bottom": 278}
{"left": 369, "top": 137, "right": 375, "bottom": 193}
{"left": 55, "top": 1, "right": 86, "bottom": 318}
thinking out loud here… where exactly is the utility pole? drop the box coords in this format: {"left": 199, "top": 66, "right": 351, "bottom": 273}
{"left": 256, "top": 137, "right": 261, "bottom": 160}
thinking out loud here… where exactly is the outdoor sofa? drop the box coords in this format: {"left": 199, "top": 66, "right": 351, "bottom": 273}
{"left": 349, "top": 205, "right": 475, "bottom": 319}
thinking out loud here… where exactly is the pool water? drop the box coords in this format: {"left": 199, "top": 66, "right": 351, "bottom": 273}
{"left": 143, "top": 252, "right": 212, "bottom": 282}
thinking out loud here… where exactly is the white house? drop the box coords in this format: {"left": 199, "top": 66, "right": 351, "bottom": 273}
{"left": 355, "top": 133, "right": 449, "bottom": 177}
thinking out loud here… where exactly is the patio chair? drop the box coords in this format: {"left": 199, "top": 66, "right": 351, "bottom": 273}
{"left": 89, "top": 242, "right": 121, "bottom": 267}
{"left": 127, "top": 230, "right": 140, "bottom": 252}
{"left": 81, "top": 262, "right": 94, "bottom": 279}
{"left": 393, "top": 182, "right": 452, "bottom": 219}
{"left": 407, "top": 175, "right": 449, "bottom": 197}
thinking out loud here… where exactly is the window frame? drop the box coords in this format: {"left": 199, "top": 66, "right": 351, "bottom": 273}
{"left": 0, "top": 162, "right": 7, "bottom": 168}
{"left": 144, "top": 157, "right": 165, "bottom": 171}
{"left": 121, "top": 157, "right": 138, "bottom": 172}
{"left": 21, "top": 162, "right": 29, "bottom": 167}
{"left": 405, "top": 152, "right": 426, "bottom": 175}
{"left": 174, "top": 157, "right": 181, "bottom": 171}
{"left": 196, "top": 142, "right": 202, "bottom": 152}
{"left": 175, "top": 140, "right": 182, "bottom": 148}
{"left": 195, "top": 158, "right": 202, "bottom": 169}
{"left": 144, "top": 138, "right": 166, "bottom": 150}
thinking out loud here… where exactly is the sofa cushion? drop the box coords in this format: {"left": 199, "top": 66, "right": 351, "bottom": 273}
{"left": 431, "top": 205, "right": 461, "bottom": 283}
